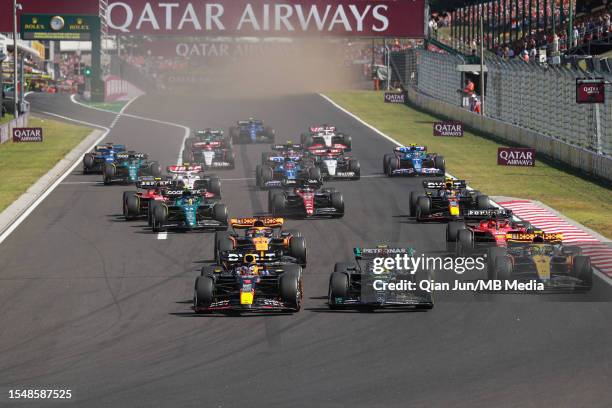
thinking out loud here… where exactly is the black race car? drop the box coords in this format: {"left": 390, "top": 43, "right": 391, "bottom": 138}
{"left": 103, "top": 152, "right": 161, "bottom": 185}
{"left": 268, "top": 179, "right": 344, "bottom": 218}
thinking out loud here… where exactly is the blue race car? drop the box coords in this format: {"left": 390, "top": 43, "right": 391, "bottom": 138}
{"left": 151, "top": 188, "right": 228, "bottom": 232}
{"left": 103, "top": 152, "right": 162, "bottom": 185}
{"left": 383, "top": 145, "right": 445, "bottom": 177}
{"left": 82, "top": 143, "right": 126, "bottom": 174}
{"left": 229, "top": 118, "right": 275, "bottom": 144}
{"left": 256, "top": 157, "right": 321, "bottom": 189}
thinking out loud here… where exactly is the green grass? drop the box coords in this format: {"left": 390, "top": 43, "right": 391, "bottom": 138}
{"left": 0, "top": 116, "right": 92, "bottom": 212}
{"left": 325, "top": 91, "right": 612, "bottom": 238}
{"left": 0, "top": 113, "right": 15, "bottom": 126}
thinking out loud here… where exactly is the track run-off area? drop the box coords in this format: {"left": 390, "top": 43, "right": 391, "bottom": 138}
{"left": 1, "top": 91, "right": 612, "bottom": 407}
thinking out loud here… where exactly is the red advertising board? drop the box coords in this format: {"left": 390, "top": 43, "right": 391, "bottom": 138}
{"left": 497, "top": 147, "right": 535, "bottom": 166}
{"left": 433, "top": 122, "right": 463, "bottom": 137}
{"left": 12, "top": 127, "right": 43, "bottom": 142}
{"left": 1, "top": 0, "right": 426, "bottom": 37}
{"left": 384, "top": 92, "right": 405, "bottom": 104}
{"left": 576, "top": 78, "right": 606, "bottom": 104}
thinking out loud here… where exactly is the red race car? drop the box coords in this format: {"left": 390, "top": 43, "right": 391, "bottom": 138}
{"left": 122, "top": 178, "right": 173, "bottom": 221}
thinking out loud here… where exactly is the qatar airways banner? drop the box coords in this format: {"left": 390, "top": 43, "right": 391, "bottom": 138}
{"left": 0, "top": 0, "right": 426, "bottom": 38}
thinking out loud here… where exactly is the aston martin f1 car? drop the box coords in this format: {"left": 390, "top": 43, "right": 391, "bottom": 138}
{"left": 301, "top": 125, "right": 352, "bottom": 151}
{"left": 103, "top": 152, "right": 161, "bottom": 185}
{"left": 256, "top": 157, "right": 321, "bottom": 189}
{"left": 150, "top": 188, "right": 228, "bottom": 232}
{"left": 486, "top": 232, "right": 592, "bottom": 291}
{"left": 410, "top": 179, "right": 494, "bottom": 222}
{"left": 268, "top": 179, "right": 344, "bottom": 218}
{"left": 214, "top": 217, "right": 306, "bottom": 265}
{"left": 82, "top": 143, "right": 126, "bottom": 174}
{"left": 193, "top": 254, "right": 303, "bottom": 313}
{"left": 328, "top": 246, "right": 433, "bottom": 310}
{"left": 383, "top": 145, "right": 445, "bottom": 176}
{"left": 229, "top": 118, "right": 275, "bottom": 144}
{"left": 308, "top": 147, "right": 360, "bottom": 180}
{"left": 183, "top": 129, "right": 235, "bottom": 169}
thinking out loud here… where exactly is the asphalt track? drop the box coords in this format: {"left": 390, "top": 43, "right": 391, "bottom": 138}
{"left": 1, "top": 91, "right": 612, "bottom": 407}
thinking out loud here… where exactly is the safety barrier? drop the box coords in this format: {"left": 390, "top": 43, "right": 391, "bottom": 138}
{"left": 0, "top": 112, "right": 29, "bottom": 144}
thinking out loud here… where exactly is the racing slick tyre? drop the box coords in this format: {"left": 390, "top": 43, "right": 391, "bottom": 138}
{"left": 486, "top": 247, "right": 508, "bottom": 279}
{"left": 563, "top": 246, "right": 583, "bottom": 256}
{"left": 256, "top": 164, "right": 263, "bottom": 187}
{"left": 229, "top": 127, "right": 239, "bottom": 144}
{"left": 214, "top": 231, "right": 231, "bottom": 258}
{"left": 103, "top": 163, "right": 116, "bottom": 185}
{"left": 383, "top": 153, "right": 394, "bottom": 175}
{"left": 260, "top": 165, "right": 273, "bottom": 188}
{"left": 493, "top": 256, "right": 513, "bottom": 280}
{"left": 215, "top": 237, "right": 234, "bottom": 263}
{"left": 208, "top": 177, "right": 222, "bottom": 197}
{"left": 185, "top": 137, "right": 197, "bottom": 149}
{"left": 302, "top": 134, "right": 313, "bottom": 147}
{"left": 476, "top": 195, "right": 491, "bottom": 210}
{"left": 264, "top": 127, "right": 276, "bottom": 143}
{"left": 572, "top": 256, "right": 592, "bottom": 290}
{"left": 83, "top": 154, "right": 94, "bottom": 174}
{"left": 272, "top": 193, "right": 286, "bottom": 216}
{"left": 308, "top": 166, "right": 322, "bottom": 182}
{"left": 280, "top": 265, "right": 302, "bottom": 312}
{"left": 227, "top": 151, "right": 236, "bottom": 169}
{"left": 200, "top": 264, "right": 218, "bottom": 277}
{"left": 387, "top": 157, "right": 400, "bottom": 177}
{"left": 456, "top": 229, "right": 474, "bottom": 255}
{"left": 447, "top": 221, "right": 466, "bottom": 242}
{"left": 212, "top": 203, "right": 229, "bottom": 230}
{"left": 348, "top": 159, "right": 361, "bottom": 180}
{"left": 152, "top": 204, "right": 168, "bottom": 233}
{"left": 342, "top": 135, "right": 352, "bottom": 151}
{"left": 409, "top": 191, "right": 424, "bottom": 216}
{"left": 289, "top": 236, "right": 307, "bottom": 266}
{"left": 261, "top": 152, "right": 272, "bottom": 164}
{"left": 148, "top": 162, "right": 162, "bottom": 178}
{"left": 194, "top": 276, "right": 214, "bottom": 312}
{"left": 329, "top": 270, "right": 349, "bottom": 309}
{"left": 434, "top": 155, "right": 446, "bottom": 173}
{"left": 415, "top": 196, "right": 431, "bottom": 221}
{"left": 268, "top": 190, "right": 280, "bottom": 213}
{"left": 330, "top": 192, "right": 344, "bottom": 218}
{"left": 124, "top": 193, "right": 140, "bottom": 220}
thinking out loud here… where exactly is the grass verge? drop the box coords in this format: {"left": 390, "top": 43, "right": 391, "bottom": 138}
{"left": 325, "top": 90, "right": 612, "bottom": 239}
{"left": 0, "top": 116, "right": 92, "bottom": 212}
{"left": 0, "top": 113, "right": 15, "bottom": 126}
{"left": 83, "top": 100, "right": 127, "bottom": 113}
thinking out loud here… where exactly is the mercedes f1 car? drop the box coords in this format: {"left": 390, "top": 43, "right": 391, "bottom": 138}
{"left": 214, "top": 217, "right": 306, "bottom": 266}
{"left": 383, "top": 145, "right": 445, "bottom": 177}
{"left": 103, "top": 152, "right": 161, "bottom": 185}
{"left": 256, "top": 157, "right": 321, "bottom": 189}
{"left": 409, "top": 179, "right": 493, "bottom": 222}
{"left": 486, "top": 232, "right": 592, "bottom": 291}
{"left": 229, "top": 118, "right": 275, "bottom": 144}
{"left": 328, "top": 246, "right": 433, "bottom": 310}
{"left": 301, "top": 125, "right": 352, "bottom": 151}
{"left": 193, "top": 254, "right": 303, "bottom": 313}
{"left": 308, "top": 147, "right": 360, "bottom": 180}
{"left": 150, "top": 188, "right": 228, "bottom": 232}
{"left": 268, "top": 179, "right": 344, "bottom": 218}
{"left": 82, "top": 143, "right": 126, "bottom": 174}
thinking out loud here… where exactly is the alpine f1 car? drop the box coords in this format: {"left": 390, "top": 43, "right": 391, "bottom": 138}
{"left": 193, "top": 254, "right": 303, "bottom": 313}
{"left": 82, "top": 143, "right": 126, "bottom": 174}
{"left": 256, "top": 157, "right": 321, "bottom": 189}
{"left": 103, "top": 152, "right": 161, "bottom": 185}
{"left": 166, "top": 165, "right": 221, "bottom": 198}
{"left": 301, "top": 125, "right": 352, "bottom": 151}
{"left": 486, "top": 232, "right": 592, "bottom": 291}
{"left": 150, "top": 188, "right": 228, "bottom": 232}
{"left": 122, "top": 177, "right": 174, "bottom": 221}
{"left": 214, "top": 217, "right": 306, "bottom": 266}
{"left": 409, "top": 179, "right": 493, "bottom": 222}
{"left": 268, "top": 179, "right": 344, "bottom": 218}
{"left": 328, "top": 246, "right": 433, "bottom": 310}
{"left": 308, "top": 147, "right": 360, "bottom": 180}
{"left": 260, "top": 142, "right": 307, "bottom": 165}
{"left": 383, "top": 145, "right": 445, "bottom": 177}
{"left": 183, "top": 129, "right": 235, "bottom": 169}
{"left": 229, "top": 118, "right": 275, "bottom": 144}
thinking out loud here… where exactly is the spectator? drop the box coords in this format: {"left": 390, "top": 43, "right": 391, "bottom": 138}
{"left": 463, "top": 78, "right": 475, "bottom": 96}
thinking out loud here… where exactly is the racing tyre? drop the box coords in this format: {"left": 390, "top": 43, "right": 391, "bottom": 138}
{"left": 272, "top": 193, "right": 286, "bottom": 216}
{"left": 415, "top": 196, "right": 431, "bottom": 221}
{"left": 308, "top": 166, "right": 322, "bottom": 182}
{"left": 227, "top": 151, "right": 236, "bottom": 169}
{"left": 486, "top": 247, "right": 507, "bottom": 279}
{"left": 214, "top": 231, "right": 231, "bottom": 257}
{"left": 185, "top": 137, "right": 197, "bottom": 149}
{"left": 280, "top": 265, "right": 302, "bottom": 311}
{"left": 434, "top": 155, "right": 446, "bottom": 173}
{"left": 572, "top": 255, "right": 592, "bottom": 290}
{"left": 261, "top": 152, "right": 272, "bottom": 164}
{"left": 124, "top": 193, "right": 140, "bottom": 220}
{"left": 342, "top": 135, "right": 352, "bottom": 151}
{"left": 152, "top": 204, "right": 168, "bottom": 233}
{"left": 289, "top": 236, "right": 307, "bottom": 266}
{"left": 563, "top": 246, "right": 583, "bottom": 256}
{"left": 493, "top": 256, "right": 512, "bottom": 280}
{"left": 329, "top": 271, "right": 349, "bottom": 309}
{"left": 83, "top": 154, "right": 94, "bottom": 174}
{"left": 212, "top": 204, "right": 228, "bottom": 230}
{"left": 330, "top": 192, "right": 344, "bottom": 217}
{"left": 194, "top": 276, "right": 214, "bottom": 311}
{"left": 302, "top": 134, "right": 313, "bottom": 147}
{"left": 476, "top": 195, "right": 491, "bottom": 210}
{"left": 456, "top": 229, "right": 474, "bottom": 255}
{"left": 264, "top": 127, "right": 275, "bottom": 143}
{"left": 149, "top": 162, "right": 162, "bottom": 178}
{"left": 268, "top": 190, "right": 280, "bottom": 213}
{"left": 200, "top": 264, "right": 218, "bottom": 277}
{"left": 348, "top": 159, "right": 361, "bottom": 179}
{"left": 215, "top": 237, "right": 234, "bottom": 263}
{"left": 260, "top": 165, "right": 273, "bottom": 188}
{"left": 148, "top": 201, "right": 159, "bottom": 227}
{"left": 388, "top": 157, "right": 400, "bottom": 177}
{"left": 447, "top": 221, "right": 466, "bottom": 242}
{"left": 103, "top": 163, "right": 116, "bottom": 185}
{"left": 409, "top": 191, "right": 424, "bottom": 216}
{"left": 208, "top": 177, "right": 222, "bottom": 197}
{"left": 383, "top": 153, "right": 393, "bottom": 174}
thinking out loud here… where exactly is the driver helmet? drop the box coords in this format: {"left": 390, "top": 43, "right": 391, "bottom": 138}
{"left": 246, "top": 228, "right": 272, "bottom": 238}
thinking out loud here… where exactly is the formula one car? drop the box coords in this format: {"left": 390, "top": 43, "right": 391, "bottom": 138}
{"left": 301, "top": 124, "right": 352, "bottom": 151}
{"left": 383, "top": 145, "right": 445, "bottom": 177}
{"left": 229, "top": 118, "right": 275, "bottom": 144}
{"left": 486, "top": 232, "right": 592, "bottom": 291}
{"left": 268, "top": 179, "right": 344, "bottom": 218}
{"left": 122, "top": 177, "right": 174, "bottom": 221}
{"left": 260, "top": 142, "right": 307, "bottom": 165}
{"left": 214, "top": 217, "right": 306, "bottom": 265}
{"left": 256, "top": 157, "right": 321, "bottom": 189}
{"left": 328, "top": 246, "right": 433, "bottom": 310}
{"left": 183, "top": 129, "right": 235, "bottom": 169}
{"left": 193, "top": 254, "right": 303, "bottom": 313}
{"left": 409, "top": 179, "right": 493, "bottom": 222}
{"left": 166, "top": 165, "right": 221, "bottom": 198}
{"left": 308, "top": 147, "right": 360, "bottom": 180}
{"left": 103, "top": 152, "right": 162, "bottom": 185}
{"left": 150, "top": 188, "right": 228, "bottom": 232}
{"left": 82, "top": 143, "right": 126, "bottom": 174}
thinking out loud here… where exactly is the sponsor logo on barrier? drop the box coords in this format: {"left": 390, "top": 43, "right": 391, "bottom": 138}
{"left": 497, "top": 147, "right": 535, "bottom": 166}
{"left": 12, "top": 127, "right": 43, "bottom": 142}
{"left": 576, "top": 78, "right": 605, "bottom": 104}
{"left": 433, "top": 121, "right": 463, "bottom": 137}
{"left": 384, "top": 92, "right": 405, "bottom": 104}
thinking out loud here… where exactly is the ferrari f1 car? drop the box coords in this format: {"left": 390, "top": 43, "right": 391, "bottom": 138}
{"left": 82, "top": 143, "right": 126, "bottom": 174}
{"left": 486, "top": 232, "right": 592, "bottom": 291}
{"left": 229, "top": 118, "right": 275, "bottom": 144}
{"left": 383, "top": 145, "right": 445, "bottom": 177}
{"left": 301, "top": 125, "right": 352, "bottom": 151}
{"left": 268, "top": 179, "right": 344, "bottom": 218}
{"left": 193, "top": 254, "right": 303, "bottom": 313}
{"left": 328, "top": 246, "right": 433, "bottom": 310}
{"left": 214, "top": 217, "right": 306, "bottom": 266}
{"left": 256, "top": 157, "right": 321, "bottom": 189}
{"left": 183, "top": 129, "right": 235, "bottom": 169}
{"left": 150, "top": 188, "right": 228, "bottom": 232}
{"left": 308, "top": 147, "right": 360, "bottom": 180}
{"left": 122, "top": 177, "right": 174, "bottom": 221}
{"left": 103, "top": 152, "right": 161, "bottom": 185}
{"left": 409, "top": 179, "right": 493, "bottom": 222}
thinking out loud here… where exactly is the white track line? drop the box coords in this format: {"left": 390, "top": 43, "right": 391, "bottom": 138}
{"left": 157, "top": 232, "right": 168, "bottom": 240}
{"left": 319, "top": 93, "right": 612, "bottom": 287}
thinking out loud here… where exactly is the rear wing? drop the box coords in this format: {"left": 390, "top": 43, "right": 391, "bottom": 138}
{"left": 272, "top": 143, "right": 302, "bottom": 151}
{"left": 354, "top": 247, "right": 415, "bottom": 260}
{"left": 422, "top": 180, "right": 466, "bottom": 189}
{"left": 193, "top": 141, "right": 222, "bottom": 148}
{"left": 308, "top": 147, "right": 343, "bottom": 156}
{"left": 163, "top": 188, "right": 205, "bottom": 197}
{"left": 466, "top": 209, "right": 512, "bottom": 218}
{"left": 219, "top": 249, "right": 282, "bottom": 264}
{"left": 395, "top": 145, "right": 426, "bottom": 153}
{"left": 294, "top": 178, "right": 322, "bottom": 188}
{"left": 230, "top": 217, "right": 284, "bottom": 229}
{"left": 136, "top": 178, "right": 174, "bottom": 189}
{"left": 95, "top": 143, "right": 125, "bottom": 152}
{"left": 505, "top": 232, "right": 563, "bottom": 243}
{"left": 310, "top": 125, "right": 335, "bottom": 133}
{"left": 167, "top": 165, "right": 202, "bottom": 174}
{"left": 116, "top": 152, "right": 147, "bottom": 160}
